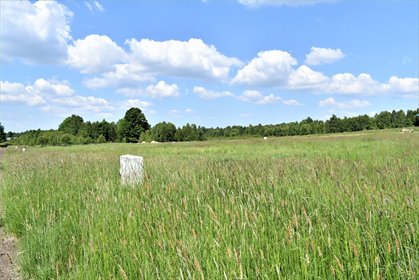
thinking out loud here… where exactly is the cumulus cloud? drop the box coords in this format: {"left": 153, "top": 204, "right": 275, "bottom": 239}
{"left": 386, "top": 76, "right": 419, "bottom": 94}
{"left": 325, "top": 73, "right": 384, "bottom": 95}
{"left": 232, "top": 47, "right": 417, "bottom": 97}
{"left": 233, "top": 50, "right": 297, "bottom": 86}
{"left": 319, "top": 97, "right": 370, "bottom": 109}
{"left": 29, "top": 79, "right": 75, "bottom": 97}
{"left": 288, "top": 65, "right": 329, "bottom": 89}
{"left": 305, "top": 47, "right": 344, "bottom": 65}
{"left": 116, "top": 81, "right": 179, "bottom": 99}
{"left": 67, "top": 35, "right": 126, "bottom": 74}
{"left": 237, "top": 90, "right": 281, "bottom": 105}
{"left": 145, "top": 81, "right": 180, "bottom": 98}
{"left": 0, "top": 0, "right": 72, "bottom": 64}
{"left": 0, "top": 79, "right": 76, "bottom": 107}
{"left": 1, "top": 79, "right": 113, "bottom": 113}
{"left": 127, "top": 38, "right": 242, "bottom": 80}
{"left": 0, "top": 81, "right": 46, "bottom": 106}
{"left": 239, "top": 0, "right": 335, "bottom": 7}
{"left": 84, "top": 63, "right": 154, "bottom": 89}
{"left": 84, "top": 38, "right": 241, "bottom": 88}
{"left": 52, "top": 95, "right": 113, "bottom": 112}
{"left": 193, "top": 86, "right": 234, "bottom": 99}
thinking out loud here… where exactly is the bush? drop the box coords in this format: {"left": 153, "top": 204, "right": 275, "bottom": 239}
{"left": 96, "top": 134, "right": 106, "bottom": 143}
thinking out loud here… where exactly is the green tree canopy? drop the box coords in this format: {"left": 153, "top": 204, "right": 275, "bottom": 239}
{"left": 0, "top": 122, "right": 6, "bottom": 142}
{"left": 152, "top": 122, "right": 176, "bottom": 142}
{"left": 58, "top": 115, "right": 84, "bottom": 135}
{"left": 117, "top": 108, "right": 150, "bottom": 142}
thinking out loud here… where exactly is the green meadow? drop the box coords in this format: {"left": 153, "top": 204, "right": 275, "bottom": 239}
{"left": 0, "top": 129, "right": 418, "bottom": 279}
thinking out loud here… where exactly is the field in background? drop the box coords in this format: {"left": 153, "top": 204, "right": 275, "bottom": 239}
{"left": 0, "top": 129, "right": 418, "bottom": 279}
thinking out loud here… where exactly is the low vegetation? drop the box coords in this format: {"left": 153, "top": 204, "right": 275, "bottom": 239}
{"left": 1, "top": 129, "right": 418, "bottom": 279}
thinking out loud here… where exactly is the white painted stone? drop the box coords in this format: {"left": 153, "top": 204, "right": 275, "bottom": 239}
{"left": 120, "top": 155, "right": 144, "bottom": 185}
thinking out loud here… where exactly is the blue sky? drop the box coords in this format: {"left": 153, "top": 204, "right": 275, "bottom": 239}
{"left": 1, "top": 0, "right": 418, "bottom": 132}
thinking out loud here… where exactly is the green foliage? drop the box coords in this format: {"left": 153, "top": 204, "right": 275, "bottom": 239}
{"left": 58, "top": 115, "right": 84, "bottom": 135}
{"left": 375, "top": 111, "right": 392, "bottom": 129}
{"left": 0, "top": 122, "right": 6, "bottom": 142}
{"left": 1, "top": 131, "right": 418, "bottom": 279}
{"left": 152, "top": 122, "right": 176, "bottom": 142}
{"left": 175, "top": 123, "right": 205, "bottom": 141}
{"left": 96, "top": 134, "right": 106, "bottom": 143}
{"left": 139, "top": 130, "right": 153, "bottom": 143}
{"left": 118, "top": 108, "right": 150, "bottom": 142}
{"left": 59, "top": 134, "right": 72, "bottom": 145}
{"left": 10, "top": 108, "right": 419, "bottom": 146}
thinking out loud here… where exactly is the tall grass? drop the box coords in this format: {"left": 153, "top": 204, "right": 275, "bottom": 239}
{"left": 1, "top": 130, "right": 418, "bottom": 279}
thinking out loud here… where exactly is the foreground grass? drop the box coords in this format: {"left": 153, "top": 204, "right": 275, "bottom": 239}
{"left": 0, "top": 129, "right": 418, "bottom": 279}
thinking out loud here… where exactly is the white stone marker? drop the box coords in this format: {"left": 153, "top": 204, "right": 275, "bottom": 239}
{"left": 120, "top": 155, "right": 144, "bottom": 185}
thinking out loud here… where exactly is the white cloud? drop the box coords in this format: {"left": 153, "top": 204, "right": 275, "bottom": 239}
{"left": 0, "top": 79, "right": 74, "bottom": 106}
{"left": 67, "top": 35, "right": 125, "bottom": 74}
{"left": 282, "top": 99, "right": 302, "bottom": 106}
{"left": 84, "top": 1, "right": 104, "bottom": 12}
{"left": 305, "top": 47, "right": 344, "bottom": 65}
{"left": 116, "top": 81, "right": 180, "bottom": 99}
{"left": 52, "top": 95, "right": 113, "bottom": 112}
{"left": 386, "top": 76, "right": 419, "bottom": 94}
{"left": 288, "top": 65, "right": 329, "bottom": 89}
{"left": 325, "top": 73, "right": 384, "bottom": 95}
{"left": 0, "top": 81, "right": 46, "bottom": 106}
{"left": 145, "top": 81, "right": 180, "bottom": 98}
{"left": 84, "top": 63, "right": 154, "bottom": 89}
{"left": 231, "top": 47, "right": 416, "bottom": 97}
{"left": 237, "top": 90, "right": 281, "bottom": 105}
{"left": 1, "top": 79, "right": 113, "bottom": 113}
{"left": 93, "top": 1, "right": 104, "bottom": 12}
{"left": 120, "top": 99, "right": 153, "bottom": 111}
{"left": 29, "top": 79, "right": 74, "bottom": 97}
{"left": 127, "top": 38, "right": 242, "bottom": 80}
{"left": 239, "top": 0, "right": 335, "bottom": 7}
{"left": 193, "top": 86, "right": 234, "bottom": 99}
{"left": 185, "top": 108, "right": 194, "bottom": 113}
{"left": 0, "top": 0, "right": 72, "bottom": 64}
{"left": 233, "top": 50, "right": 297, "bottom": 86}
{"left": 319, "top": 97, "right": 370, "bottom": 109}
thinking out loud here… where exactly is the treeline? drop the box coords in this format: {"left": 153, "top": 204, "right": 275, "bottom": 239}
{"left": 205, "top": 109, "right": 419, "bottom": 138}
{"left": 9, "top": 108, "right": 206, "bottom": 146}
{"left": 7, "top": 108, "right": 419, "bottom": 146}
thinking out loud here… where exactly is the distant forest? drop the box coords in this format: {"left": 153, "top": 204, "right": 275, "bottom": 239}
{"left": 1, "top": 108, "right": 418, "bottom": 146}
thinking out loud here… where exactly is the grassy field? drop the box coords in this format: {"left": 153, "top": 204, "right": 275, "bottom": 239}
{"left": 0, "top": 129, "right": 418, "bottom": 279}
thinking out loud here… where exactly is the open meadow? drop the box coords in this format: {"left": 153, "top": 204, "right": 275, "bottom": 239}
{"left": 0, "top": 129, "right": 418, "bottom": 279}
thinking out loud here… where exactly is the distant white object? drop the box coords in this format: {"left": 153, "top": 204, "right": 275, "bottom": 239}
{"left": 264, "top": 137, "right": 267, "bottom": 140}
{"left": 141, "top": 141, "right": 147, "bottom": 144}
{"left": 150, "top": 141, "right": 160, "bottom": 144}
{"left": 15, "top": 146, "right": 18, "bottom": 149}
{"left": 120, "top": 155, "right": 144, "bottom": 185}
{"left": 22, "top": 148, "right": 26, "bottom": 152}
{"left": 401, "top": 128, "right": 413, "bottom": 133}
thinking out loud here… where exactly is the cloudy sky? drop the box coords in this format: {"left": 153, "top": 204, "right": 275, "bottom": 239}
{"left": 0, "top": 0, "right": 418, "bottom": 132}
